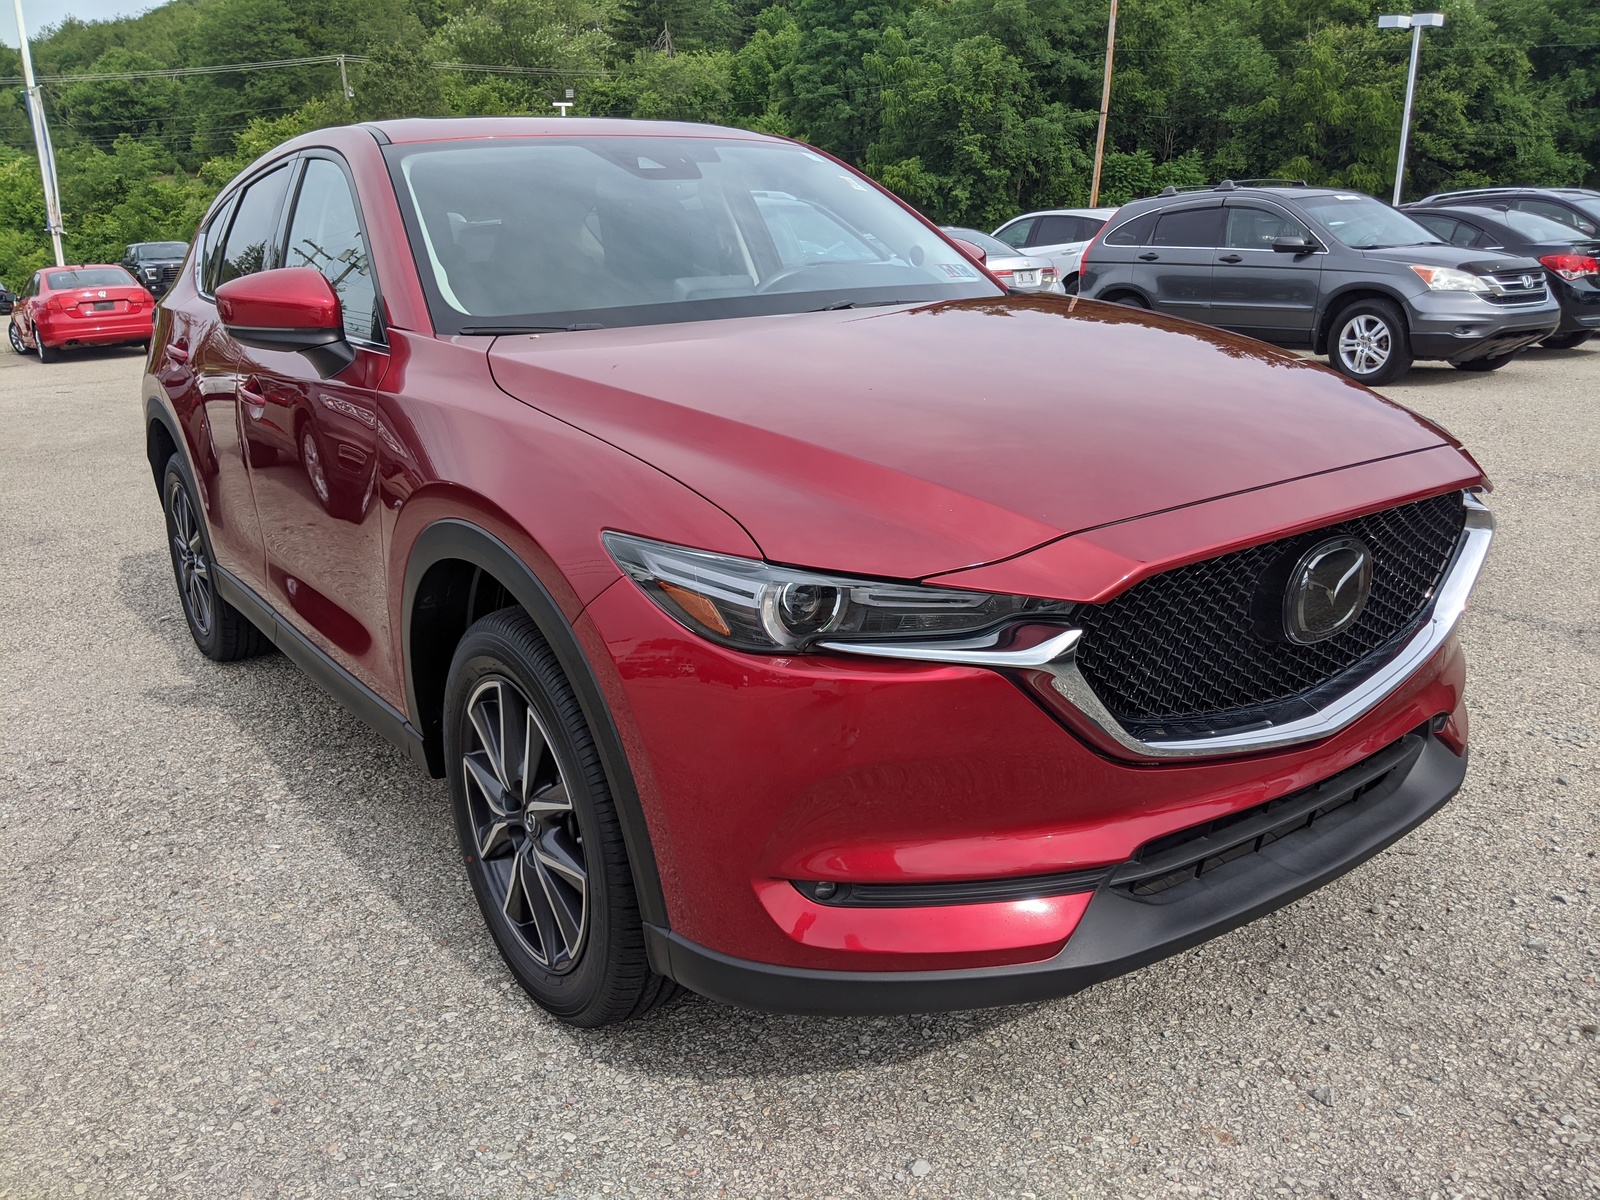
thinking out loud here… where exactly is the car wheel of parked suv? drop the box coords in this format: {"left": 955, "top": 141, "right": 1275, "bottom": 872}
{"left": 161, "top": 455, "right": 272, "bottom": 661}
{"left": 443, "top": 608, "right": 677, "bottom": 1027}
{"left": 1540, "top": 331, "right": 1592, "bottom": 350}
{"left": 7, "top": 323, "right": 24, "bottom": 355}
{"left": 1330, "top": 298, "right": 1412, "bottom": 386}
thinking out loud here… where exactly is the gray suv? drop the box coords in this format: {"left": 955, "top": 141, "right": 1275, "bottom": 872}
{"left": 1079, "top": 182, "right": 1560, "bottom": 385}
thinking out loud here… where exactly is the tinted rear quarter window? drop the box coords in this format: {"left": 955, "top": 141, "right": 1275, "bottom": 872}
{"left": 1033, "top": 215, "right": 1086, "bottom": 245}
{"left": 1103, "top": 211, "right": 1158, "bottom": 246}
{"left": 1152, "top": 206, "right": 1224, "bottom": 247}
{"left": 216, "top": 166, "right": 291, "bottom": 288}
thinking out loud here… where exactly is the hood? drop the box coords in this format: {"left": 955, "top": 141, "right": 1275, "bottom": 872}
{"left": 1359, "top": 244, "right": 1543, "bottom": 274}
{"left": 487, "top": 296, "right": 1455, "bottom": 580}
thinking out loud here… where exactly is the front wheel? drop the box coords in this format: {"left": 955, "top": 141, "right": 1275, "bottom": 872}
{"left": 1328, "top": 299, "right": 1412, "bottom": 386}
{"left": 444, "top": 608, "right": 676, "bottom": 1027}
{"left": 7, "top": 321, "right": 24, "bottom": 355}
{"left": 1539, "top": 331, "right": 1591, "bottom": 351}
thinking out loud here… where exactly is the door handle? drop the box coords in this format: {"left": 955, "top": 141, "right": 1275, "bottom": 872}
{"left": 1137, "top": 252, "right": 1159, "bottom": 261}
{"left": 238, "top": 378, "right": 266, "bottom": 420}
{"left": 168, "top": 339, "right": 190, "bottom": 363}
{"left": 1218, "top": 254, "right": 1243, "bottom": 264}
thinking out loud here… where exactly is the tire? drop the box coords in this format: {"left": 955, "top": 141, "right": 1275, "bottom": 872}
{"left": 444, "top": 608, "right": 677, "bottom": 1027}
{"left": 1539, "top": 331, "right": 1591, "bottom": 350}
{"left": 1107, "top": 292, "right": 1148, "bottom": 309}
{"left": 36, "top": 335, "right": 56, "bottom": 364}
{"left": 1328, "top": 298, "right": 1412, "bottom": 386}
{"left": 7, "top": 321, "right": 24, "bottom": 355}
{"left": 161, "top": 454, "right": 272, "bottom": 662}
{"left": 1061, "top": 273, "right": 1080, "bottom": 296}
{"left": 1452, "top": 353, "right": 1517, "bottom": 372}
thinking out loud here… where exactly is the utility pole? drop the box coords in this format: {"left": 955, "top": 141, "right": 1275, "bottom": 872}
{"left": 11, "top": 0, "right": 65, "bottom": 266}
{"left": 1378, "top": 12, "right": 1445, "bottom": 205}
{"left": 337, "top": 52, "right": 352, "bottom": 101}
{"left": 1089, "top": 0, "right": 1119, "bottom": 208}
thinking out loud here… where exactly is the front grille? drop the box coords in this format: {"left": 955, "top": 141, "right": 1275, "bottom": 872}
{"left": 1482, "top": 271, "right": 1548, "bottom": 305}
{"left": 157, "top": 264, "right": 181, "bottom": 285}
{"left": 1072, "top": 492, "right": 1466, "bottom": 730}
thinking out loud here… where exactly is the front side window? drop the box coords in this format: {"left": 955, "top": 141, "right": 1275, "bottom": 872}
{"left": 1224, "top": 206, "right": 1311, "bottom": 250}
{"left": 1152, "top": 206, "right": 1224, "bottom": 248}
{"left": 387, "top": 136, "right": 1000, "bottom": 334}
{"left": 994, "top": 219, "right": 1036, "bottom": 249}
{"left": 285, "top": 157, "right": 381, "bottom": 343}
{"left": 1298, "top": 194, "right": 1442, "bottom": 249}
{"left": 217, "top": 166, "right": 291, "bottom": 288}
{"left": 198, "top": 195, "right": 237, "bottom": 294}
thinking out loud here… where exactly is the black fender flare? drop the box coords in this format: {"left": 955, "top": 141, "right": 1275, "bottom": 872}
{"left": 402, "top": 519, "right": 668, "bottom": 929}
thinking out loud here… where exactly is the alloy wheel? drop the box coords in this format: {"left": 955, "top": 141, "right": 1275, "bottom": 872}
{"left": 7, "top": 322, "right": 24, "bottom": 354}
{"left": 167, "top": 476, "right": 214, "bottom": 637}
{"left": 300, "top": 427, "right": 331, "bottom": 505}
{"left": 1338, "top": 314, "right": 1391, "bottom": 376}
{"left": 461, "top": 676, "right": 589, "bottom": 972}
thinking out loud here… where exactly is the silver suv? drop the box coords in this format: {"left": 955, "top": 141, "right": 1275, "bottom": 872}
{"left": 1078, "top": 183, "right": 1560, "bottom": 385}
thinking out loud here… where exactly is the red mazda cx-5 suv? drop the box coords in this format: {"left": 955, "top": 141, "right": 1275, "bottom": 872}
{"left": 143, "top": 119, "right": 1494, "bottom": 1026}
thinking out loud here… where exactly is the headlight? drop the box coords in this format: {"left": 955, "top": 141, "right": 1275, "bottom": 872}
{"left": 1409, "top": 265, "right": 1490, "bottom": 293}
{"left": 603, "top": 532, "right": 1071, "bottom": 653}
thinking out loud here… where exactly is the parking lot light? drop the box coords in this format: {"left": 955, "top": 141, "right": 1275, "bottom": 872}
{"left": 1378, "top": 12, "right": 1446, "bottom": 206}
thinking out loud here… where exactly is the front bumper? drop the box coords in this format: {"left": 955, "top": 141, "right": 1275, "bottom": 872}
{"left": 1406, "top": 291, "right": 1559, "bottom": 362}
{"left": 647, "top": 729, "right": 1466, "bottom": 1015}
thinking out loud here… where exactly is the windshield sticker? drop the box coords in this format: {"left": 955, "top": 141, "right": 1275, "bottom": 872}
{"left": 1334, "top": 194, "right": 1362, "bottom": 200}
{"left": 937, "top": 262, "right": 979, "bottom": 279}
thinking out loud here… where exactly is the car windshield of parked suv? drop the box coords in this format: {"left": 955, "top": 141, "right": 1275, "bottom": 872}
{"left": 134, "top": 242, "right": 188, "bottom": 260}
{"left": 1298, "top": 194, "right": 1444, "bottom": 249}
{"left": 387, "top": 137, "right": 1000, "bottom": 332}
{"left": 942, "top": 228, "right": 1017, "bottom": 257}
{"left": 45, "top": 267, "right": 138, "bottom": 289}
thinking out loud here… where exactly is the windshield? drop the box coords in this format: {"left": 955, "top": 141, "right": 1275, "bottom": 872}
{"left": 386, "top": 137, "right": 998, "bottom": 333}
{"left": 942, "top": 227, "right": 1017, "bottom": 257}
{"left": 136, "top": 242, "right": 188, "bottom": 259}
{"left": 46, "top": 267, "right": 137, "bottom": 289}
{"left": 1500, "top": 208, "right": 1593, "bottom": 244}
{"left": 1298, "top": 194, "right": 1444, "bottom": 249}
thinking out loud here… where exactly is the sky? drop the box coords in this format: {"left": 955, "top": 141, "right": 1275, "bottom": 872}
{"left": 2, "top": 1, "right": 162, "bottom": 49}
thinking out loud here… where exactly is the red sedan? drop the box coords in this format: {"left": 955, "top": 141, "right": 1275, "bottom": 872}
{"left": 9, "top": 264, "right": 155, "bottom": 361}
{"left": 142, "top": 119, "right": 1493, "bottom": 1026}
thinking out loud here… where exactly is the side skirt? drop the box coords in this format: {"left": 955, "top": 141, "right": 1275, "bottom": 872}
{"left": 214, "top": 564, "right": 430, "bottom": 771}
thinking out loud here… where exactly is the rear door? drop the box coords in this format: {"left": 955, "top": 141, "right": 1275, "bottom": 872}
{"left": 1140, "top": 204, "right": 1224, "bottom": 319}
{"left": 1209, "top": 201, "right": 1322, "bottom": 343}
{"left": 239, "top": 153, "right": 396, "bottom": 701}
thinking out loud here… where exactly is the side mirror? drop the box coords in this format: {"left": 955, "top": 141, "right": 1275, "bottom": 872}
{"left": 951, "top": 238, "right": 987, "bottom": 266}
{"left": 1271, "top": 235, "right": 1316, "bottom": 254}
{"left": 215, "top": 267, "right": 354, "bottom": 377}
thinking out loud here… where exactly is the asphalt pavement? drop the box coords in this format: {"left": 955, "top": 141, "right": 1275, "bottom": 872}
{"left": 1, "top": 336, "right": 1596, "bottom": 1200}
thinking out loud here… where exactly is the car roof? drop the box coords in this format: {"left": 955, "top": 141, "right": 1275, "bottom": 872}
{"left": 999, "top": 207, "right": 1118, "bottom": 224}
{"left": 1418, "top": 186, "right": 1600, "bottom": 203}
{"left": 354, "top": 116, "right": 787, "bottom": 147}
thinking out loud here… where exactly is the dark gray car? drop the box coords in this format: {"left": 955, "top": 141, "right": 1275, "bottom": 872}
{"left": 1079, "top": 183, "right": 1560, "bottom": 385}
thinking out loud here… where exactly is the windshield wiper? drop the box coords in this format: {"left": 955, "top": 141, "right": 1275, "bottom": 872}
{"left": 458, "top": 322, "right": 606, "bottom": 335}
{"left": 809, "top": 299, "right": 910, "bottom": 312}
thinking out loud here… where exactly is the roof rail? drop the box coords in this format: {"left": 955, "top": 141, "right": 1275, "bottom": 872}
{"left": 1156, "top": 178, "right": 1309, "bottom": 198}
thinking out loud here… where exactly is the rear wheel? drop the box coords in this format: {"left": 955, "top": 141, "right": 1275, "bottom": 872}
{"left": 1328, "top": 298, "right": 1412, "bottom": 386}
{"left": 1539, "top": 331, "right": 1592, "bottom": 350}
{"left": 161, "top": 454, "right": 272, "bottom": 662}
{"left": 36, "top": 335, "right": 56, "bottom": 364}
{"left": 1452, "top": 353, "right": 1517, "bottom": 373}
{"left": 444, "top": 608, "right": 677, "bottom": 1027}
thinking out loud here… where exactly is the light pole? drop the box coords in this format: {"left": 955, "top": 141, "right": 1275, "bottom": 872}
{"left": 1377, "top": 12, "right": 1445, "bottom": 206}
{"left": 1088, "top": 0, "right": 1119, "bottom": 207}
{"left": 11, "top": 0, "right": 65, "bottom": 266}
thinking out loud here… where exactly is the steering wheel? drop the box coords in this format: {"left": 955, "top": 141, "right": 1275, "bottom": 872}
{"left": 755, "top": 263, "right": 828, "bottom": 294}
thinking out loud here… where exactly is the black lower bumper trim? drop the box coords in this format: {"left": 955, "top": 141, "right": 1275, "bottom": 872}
{"left": 647, "top": 734, "right": 1467, "bottom": 1016}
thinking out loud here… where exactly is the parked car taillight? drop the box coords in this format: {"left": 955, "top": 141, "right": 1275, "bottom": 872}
{"left": 989, "top": 268, "right": 1014, "bottom": 279}
{"left": 1539, "top": 253, "right": 1600, "bottom": 281}
{"left": 1078, "top": 224, "right": 1107, "bottom": 273}
{"left": 1040, "top": 268, "right": 1058, "bottom": 283}
{"left": 45, "top": 297, "right": 65, "bottom": 313}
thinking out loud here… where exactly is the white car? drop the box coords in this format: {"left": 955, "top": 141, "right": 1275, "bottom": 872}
{"left": 991, "top": 208, "right": 1119, "bottom": 291}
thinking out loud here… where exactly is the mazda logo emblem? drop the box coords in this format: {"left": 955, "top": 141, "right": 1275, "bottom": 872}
{"left": 1283, "top": 536, "right": 1373, "bottom": 645}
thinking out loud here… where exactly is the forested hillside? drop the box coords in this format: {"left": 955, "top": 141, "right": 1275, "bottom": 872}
{"left": 1, "top": 0, "right": 1596, "bottom": 284}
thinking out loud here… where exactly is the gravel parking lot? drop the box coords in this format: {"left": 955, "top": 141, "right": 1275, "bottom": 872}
{"left": 1, "top": 338, "right": 1596, "bottom": 1200}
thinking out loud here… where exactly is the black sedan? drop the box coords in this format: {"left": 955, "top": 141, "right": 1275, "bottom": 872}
{"left": 1404, "top": 203, "right": 1600, "bottom": 349}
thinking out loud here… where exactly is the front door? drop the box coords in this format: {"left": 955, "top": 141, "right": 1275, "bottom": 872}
{"left": 1140, "top": 204, "right": 1223, "bottom": 320}
{"left": 1209, "top": 203, "right": 1322, "bottom": 344}
{"left": 238, "top": 154, "right": 398, "bottom": 704}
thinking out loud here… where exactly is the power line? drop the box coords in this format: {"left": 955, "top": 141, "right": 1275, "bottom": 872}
{"left": 0, "top": 53, "right": 618, "bottom": 89}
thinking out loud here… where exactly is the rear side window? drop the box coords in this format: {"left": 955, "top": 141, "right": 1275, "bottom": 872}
{"left": 1152, "top": 206, "right": 1224, "bottom": 247}
{"left": 1103, "top": 211, "right": 1158, "bottom": 246}
{"left": 285, "top": 157, "right": 382, "bottom": 344}
{"left": 994, "top": 218, "right": 1036, "bottom": 249}
{"left": 1224, "top": 206, "right": 1310, "bottom": 249}
{"left": 216, "top": 166, "right": 292, "bottom": 288}
{"left": 1033, "top": 215, "right": 1088, "bottom": 245}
